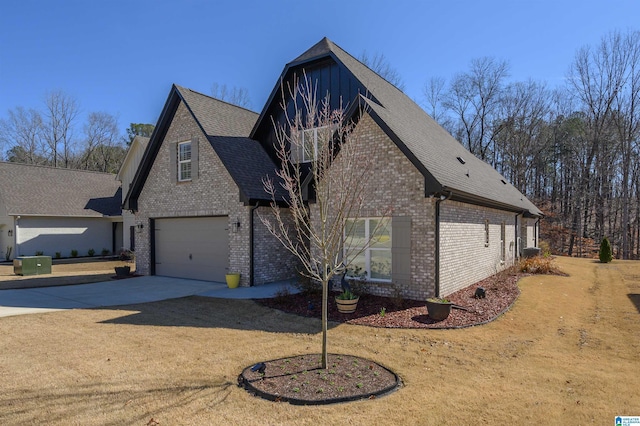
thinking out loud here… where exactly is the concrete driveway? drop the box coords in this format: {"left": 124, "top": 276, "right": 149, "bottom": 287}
{"left": 0, "top": 276, "right": 296, "bottom": 318}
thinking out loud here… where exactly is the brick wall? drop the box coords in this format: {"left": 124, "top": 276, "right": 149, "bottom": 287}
{"left": 135, "top": 101, "right": 249, "bottom": 286}
{"left": 439, "top": 200, "right": 517, "bottom": 296}
{"left": 253, "top": 206, "right": 302, "bottom": 285}
{"left": 316, "top": 113, "right": 437, "bottom": 300}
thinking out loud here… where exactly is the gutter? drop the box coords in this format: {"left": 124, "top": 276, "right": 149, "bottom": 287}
{"left": 434, "top": 190, "right": 453, "bottom": 298}
{"left": 249, "top": 202, "right": 260, "bottom": 286}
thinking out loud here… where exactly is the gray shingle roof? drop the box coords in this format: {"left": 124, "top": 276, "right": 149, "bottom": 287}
{"left": 174, "top": 85, "right": 257, "bottom": 137}
{"left": 208, "top": 136, "right": 287, "bottom": 203}
{"left": 0, "top": 162, "right": 121, "bottom": 217}
{"left": 288, "top": 38, "right": 542, "bottom": 217}
{"left": 174, "top": 86, "right": 285, "bottom": 203}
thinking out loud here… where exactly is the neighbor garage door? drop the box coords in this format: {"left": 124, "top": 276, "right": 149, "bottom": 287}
{"left": 154, "top": 216, "right": 229, "bottom": 282}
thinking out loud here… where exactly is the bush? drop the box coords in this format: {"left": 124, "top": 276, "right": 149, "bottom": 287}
{"left": 55, "top": 252, "right": 61, "bottom": 259}
{"left": 539, "top": 240, "right": 551, "bottom": 257}
{"left": 101, "top": 248, "right": 110, "bottom": 256}
{"left": 35, "top": 251, "right": 44, "bottom": 256}
{"left": 71, "top": 249, "right": 78, "bottom": 258}
{"left": 518, "top": 256, "right": 560, "bottom": 274}
{"left": 599, "top": 237, "right": 613, "bottom": 263}
{"left": 88, "top": 248, "right": 95, "bottom": 257}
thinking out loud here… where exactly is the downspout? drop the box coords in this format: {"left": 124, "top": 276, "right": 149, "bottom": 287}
{"left": 249, "top": 202, "right": 260, "bottom": 287}
{"left": 535, "top": 217, "right": 541, "bottom": 247}
{"left": 434, "top": 190, "right": 452, "bottom": 298}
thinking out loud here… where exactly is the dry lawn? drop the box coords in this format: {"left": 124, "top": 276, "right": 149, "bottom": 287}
{"left": 0, "top": 258, "right": 134, "bottom": 290}
{"left": 0, "top": 256, "right": 638, "bottom": 425}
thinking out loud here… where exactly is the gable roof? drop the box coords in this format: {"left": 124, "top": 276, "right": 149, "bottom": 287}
{"left": 116, "top": 135, "right": 149, "bottom": 182}
{"left": 0, "top": 162, "right": 121, "bottom": 217}
{"left": 125, "top": 84, "right": 286, "bottom": 209}
{"left": 253, "top": 37, "right": 542, "bottom": 217}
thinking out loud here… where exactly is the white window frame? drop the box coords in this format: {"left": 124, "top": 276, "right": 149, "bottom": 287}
{"left": 298, "top": 125, "right": 335, "bottom": 163}
{"left": 178, "top": 141, "right": 192, "bottom": 182}
{"left": 344, "top": 217, "right": 392, "bottom": 282}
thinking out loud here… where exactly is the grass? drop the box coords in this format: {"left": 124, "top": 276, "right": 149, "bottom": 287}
{"left": 0, "top": 256, "right": 638, "bottom": 425}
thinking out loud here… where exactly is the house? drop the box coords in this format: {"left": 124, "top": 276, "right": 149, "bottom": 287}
{"left": 116, "top": 135, "right": 149, "bottom": 251}
{"left": 125, "top": 38, "right": 541, "bottom": 298}
{"left": 0, "top": 162, "right": 123, "bottom": 260}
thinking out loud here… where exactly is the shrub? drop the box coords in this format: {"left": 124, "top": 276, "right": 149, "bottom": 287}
{"left": 539, "top": 240, "right": 551, "bottom": 257}
{"left": 71, "top": 249, "right": 78, "bottom": 258}
{"left": 88, "top": 248, "right": 95, "bottom": 257}
{"left": 599, "top": 237, "right": 613, "bottom": 263}
{"left": 35, "top": 251, "right": 44, "bottom": 256}
{"left": 518, "top": 256, "right": 560, "bottom": 274}
{"left": 55, "top": 252, "right": 61, "bottom": 259}
{"left": 101, "top": 248, "right": 110, "bottom": 256}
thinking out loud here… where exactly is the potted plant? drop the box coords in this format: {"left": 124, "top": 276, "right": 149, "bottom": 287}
{"left": 335, "top": 289, "right": 359, "bottom": 313}
{"left": 426, "top": 297, "right": 453, "bottom": 321}
{"left": 225, "top": 273, "right": 240, "bottom": 289}
{"left": 115, "top": 249, "right": 134, "bottom": 277}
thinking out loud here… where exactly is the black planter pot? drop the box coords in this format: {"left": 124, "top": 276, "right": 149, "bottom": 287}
{"left": 426, "top": 299, "right": 453, "bottom": 321}
{"left": 114, "top": 266, "right": 131, "bottom": 277}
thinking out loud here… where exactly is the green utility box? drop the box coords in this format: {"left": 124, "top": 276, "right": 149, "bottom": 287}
{"left": 13, "top": 256, "right": 52, "bottom": 276}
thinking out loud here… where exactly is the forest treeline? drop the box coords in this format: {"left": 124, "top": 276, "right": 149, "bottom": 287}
{"left": 1, "top": 30, "right": 638, "bottom": 259}
{"left": 424, "top": 30, "right": 639, "bottom": 259}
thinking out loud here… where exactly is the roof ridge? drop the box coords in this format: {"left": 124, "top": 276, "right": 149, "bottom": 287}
{"left": 0, "top": 161, "right": 116, "bottom": 176}
{"left": 173, "top": 84, "right": 258, "bottom": 115}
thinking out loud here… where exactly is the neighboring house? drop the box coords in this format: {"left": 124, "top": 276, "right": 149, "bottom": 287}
{"left": 0, "top": 162, "right": 123, "bottom": 260}
{"left": 116, "top": 135, "right": 149, "bottom": 251}
{"left": 125, "top": 38, "right": 542, "bottom": 298}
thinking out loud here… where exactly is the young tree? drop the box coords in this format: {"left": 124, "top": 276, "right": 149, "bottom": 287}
{"left": 260, "top": 76, "right": 389, "bottom": 368}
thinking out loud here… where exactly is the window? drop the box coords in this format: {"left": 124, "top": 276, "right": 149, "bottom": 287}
{"left": 500, "top": 221, "right": 506, "bottom": 263}
{"left": 178, "top": 141, "right": 191, "bottom": 181}
{"left": 298, "top": 125, "right": 334, "bottom": 163}
{"left": 484, "top": 219, "right": 490, "bottom": 247}
{"left": 344, "top": 217, "right": 392, "bottom": 281}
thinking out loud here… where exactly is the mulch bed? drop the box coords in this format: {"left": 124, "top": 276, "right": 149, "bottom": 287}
{"left": 238, "top": 353, "right": 401, "bottom": 405}
{"left": 257, "top": 270, "right": 523, "bottom": 329}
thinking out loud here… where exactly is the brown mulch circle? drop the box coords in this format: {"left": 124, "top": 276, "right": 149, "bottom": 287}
{"left": 257, "top": 270, "right": 524, "bottom": 329}
{"left": 238, "top": 353, "right": 401, "bottom": 405}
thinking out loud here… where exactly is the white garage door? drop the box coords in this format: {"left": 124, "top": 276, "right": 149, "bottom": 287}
{"left": 154, "top": 216, "right": 229, "bottom": 282}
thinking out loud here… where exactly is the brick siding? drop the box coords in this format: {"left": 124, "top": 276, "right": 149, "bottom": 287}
{"left": 135, "top": 101, "right": 298, "bottom": 286}
{"left": 439, "top": 200, "right": 517, "bottom": 296}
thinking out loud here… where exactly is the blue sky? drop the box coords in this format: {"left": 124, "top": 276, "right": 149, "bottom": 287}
{"left": 1, "top": 0, "right": 638, "bottom": 138}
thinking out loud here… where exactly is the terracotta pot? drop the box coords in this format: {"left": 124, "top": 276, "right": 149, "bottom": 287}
{"left": 335, "top": 296, "right": 359, "bottom": 314}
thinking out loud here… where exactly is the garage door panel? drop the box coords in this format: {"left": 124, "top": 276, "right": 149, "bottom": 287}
{"left": 154, "top": 217, "right": 229, "bottom": 282}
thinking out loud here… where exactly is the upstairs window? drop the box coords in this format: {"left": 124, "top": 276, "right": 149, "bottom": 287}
{"left": 296, "top": 125, "right": 335, "bottom": 163}
{"left": 178, "top": 141, "right": 192, "bottom": 181}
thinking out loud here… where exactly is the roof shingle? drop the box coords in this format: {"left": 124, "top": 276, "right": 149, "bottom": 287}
{"left": 0, "top": 162, "right": 121, "bottom": 217}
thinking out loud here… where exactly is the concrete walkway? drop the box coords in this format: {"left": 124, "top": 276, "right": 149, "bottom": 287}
{"left": 0, "top": 276, "right": 297, "bottom": 318}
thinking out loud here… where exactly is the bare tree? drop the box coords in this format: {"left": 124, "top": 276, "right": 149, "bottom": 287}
{"left": 0, "top": 107, "right": 47, "bottom": 164}
{"left": 81, "top": 112, "right": 126, "bottom": 173}
{"left": 43, "top": 90, "right": 80, "bottom": 168}
{"left": 443, "top": 57, "right": 509, "bottom": 163}
{"left": 210, "top": 83, "right": 252, "bottom": 109}
{"left": 422, "top": 76, "right": 449, "bottom": 125}
{"left": 359, "top": 50, "right": 406, "bottom": 91}
{"left": 260, "top": 76, "right": 389, "bottom": 368}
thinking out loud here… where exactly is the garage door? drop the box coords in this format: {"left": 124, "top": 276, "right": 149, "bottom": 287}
{"left": 154, "top": 216, "right": 229, "bottom": 282}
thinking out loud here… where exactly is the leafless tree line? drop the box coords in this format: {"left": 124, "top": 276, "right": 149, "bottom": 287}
{"left": 0, "top": 90, "right": 126, "bottom": 174}
{"left": 424, "top": 30, "right": 640, "bottom": 259}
